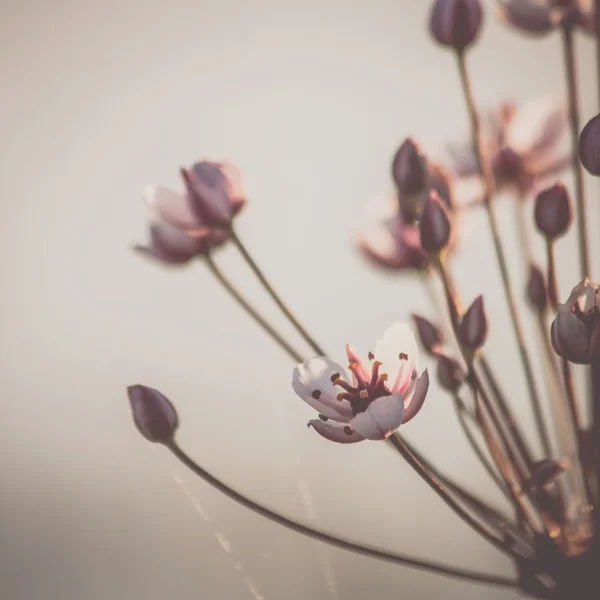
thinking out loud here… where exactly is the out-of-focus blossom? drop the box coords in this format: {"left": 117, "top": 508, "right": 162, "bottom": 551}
{"left": 436, "top": 352, "right": 465, "bottom": 393}
{"left": 449, "top": 98, "right": 570, "bottom": 199}
{"left": 534, "top": 182, "right": 573, "bottom": 240}
{"left": 412, "top": 314, "right": 445, "bottom": 355}
{"left": 551, "top": 279, "right": 600, "bottom": 365}
{"left": 578, "top": 113, "right": 600, "bottom": 176}
{"left": 430, "top": 0, "right": 484, "bottom": 51}
{"left": 292, "top": 324, "right": 429, "bottom": 443}
{"left": 136, "top": 185, "right": 229, "bottom": 265}
{"left": 498, "top": 1, "right": 594, "bottom": 36}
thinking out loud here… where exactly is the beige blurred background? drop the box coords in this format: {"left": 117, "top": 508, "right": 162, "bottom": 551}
{"left": 1, "top": 0, "right": 599, "bottom": 598}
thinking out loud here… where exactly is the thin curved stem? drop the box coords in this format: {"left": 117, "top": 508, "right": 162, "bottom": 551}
{"left": 228, "top": 226, "right": 326, "bottom": 356}
{"left": 561, "top": 24, "right": 590, "bottom": 279}
{"left": 167, "top": 442, "right": 518, "bottom": 589}
{"left": 455, "top": 51, "right": 551, "bottom": 459}
{"left": 205, "top": 255, "right": 304, "bottom": 363}
{"left": 545, "top": 241, "right": 559, "bottom": 310}
{"left": 514, "top": 198, "right": 532, "bottom": 266}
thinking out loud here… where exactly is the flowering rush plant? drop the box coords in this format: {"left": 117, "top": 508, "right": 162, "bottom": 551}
{"left": 128, "top": 1, "right": 600, "bottom": 597}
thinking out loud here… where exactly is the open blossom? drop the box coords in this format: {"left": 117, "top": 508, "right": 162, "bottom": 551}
{"left": 136, "top": 160, "right": 245, "bottom": 265}
{"left": 449, "top": 97, "right": 569, "bottom": 199}
{"left": 292, "top": 324, "right": 429, "bottom": 443}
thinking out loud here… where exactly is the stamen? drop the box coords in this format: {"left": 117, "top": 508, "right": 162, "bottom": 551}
{"left": 312, "top": 390, "right": 322, "bottom": 399}
{"left": 318, "top": 414, "right": 328, "bottom": 422}
{"left": 348, "top": 362, "right": 368, "bottom": 388}
{"left": 399, "top": 352, "right": 409, "bottom": 361}
{"left": 343, "top": 426, "right": 353, "bottom": 435}
{"left": 369, "top": 361, "right": 382, "bottom": 386}
{"left": 368, "top": 351, "right": 374, "bottom": 361}
{"left": 330, "top": 372, "right": 340, "bottom": 383}
{"left": 359, "top": 389, "right": 369, "bottom": 399}
{"left": 337, "top": 392, "right": 352, "bottom": 401}
{"left": 334, "top": 379, "right": 356, "bottom": 393}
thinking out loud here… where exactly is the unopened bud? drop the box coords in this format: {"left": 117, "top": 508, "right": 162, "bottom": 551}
{"left": 526, "top": 264, "right": 548, "bottom": 312}
{"left": 458, "top": 295, "right": 488, "bottom": 350}
{"left": 128, "top": 385, "right": 179, "bottom": 444}
{"left": 437, "top": 353, "right": 465, "bottom": 392}
{"left": 429, "top": 0, "right": 483, "bottom": 52}
{"left": 419, "top": 191, "right": 453, "bottom": 254}
{"left": 534, "top": 183, "right": 572, "bottom": 239}
{"left": 412, "top": 314, "right": 444, "bottom": 355}
{"left": 578, "top": 114, "right": 600, "bottom": 176}
{"left": 392, "top": 138, "right": 428, "bottom": 196}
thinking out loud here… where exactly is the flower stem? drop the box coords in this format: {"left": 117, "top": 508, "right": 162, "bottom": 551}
{"left": 561, "top": 23, "right": 590, "bottom": 279}
{"left": 455, "top": 50, "right": 552, "bottom": 459}
{"left": 592, "top": 361, "right": 600, "bottom": 533}
{"left": 228, "top": 226, "right": 326, "bottom": 356}
{"left": 545, "top": 240, "right": 559, "bottom": 310}
{"left": 166, "top": 441, "right": 518, "bottom": 588}
{"left": 205, "top": 254, "right": 304, "bottom": 363}
{"left": 596, "top": 0, "right": 600, "bottom": 110}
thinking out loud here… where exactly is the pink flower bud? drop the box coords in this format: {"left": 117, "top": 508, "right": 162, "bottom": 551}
{"left": 412, "top": 314, "right": 444, "bottom": 355}
{"left": 128, "top": 385, "right": 179, "bottom": 444}
{"left": 436, "top": 352, "right": 465, "bottom": 392}
{"left": 578, "top": 113, "right": 600, "bottom": 176}
{"left": 429, "top": 0, "right": 483, "bottom": 52}
{"left": 534, "top": 182, "right": 572, "bottom": 239}
{"left": 526, "top": 263, "right": 548, "bottom": 312}
{"left": 418, "top": 191, "right": 453, "bottom": 254}
{"left": 458, "top": 295, "right": 488, "bottom": 350}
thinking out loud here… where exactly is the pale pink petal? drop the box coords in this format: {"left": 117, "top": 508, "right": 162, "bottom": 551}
{"left": 373, "top": 323, "right": 418, "bottom": 393}
{"left": 292, "top": 357, "right": 353, "bottom": 422}
{"left": 345, "top": 344, "right": 370, "bottom": 384}
{"left": 136, "top": 221, "right": 206, "bottom": 265}
{"left": 144, "top": 185, "right": 210, "bottom": 234}
{"left": 401, "top": 370, "right": 430, "bottom": 424}
{"left": 350, "top": 394, "right": 405, "bottom": 440}
{"left": 308, "top": 420, "right": 365, "bottom": 444}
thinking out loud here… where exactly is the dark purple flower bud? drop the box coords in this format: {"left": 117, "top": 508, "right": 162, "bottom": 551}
{"left": 578, "top": 113, "right": 600, "bottom": 176}
{"left": 392, "top": 138, "right": 429, "bottom": 196}
{"left": 412, "top": 314, "right": 445, "bottom": 355}
{"left": 436, "top": 352, "right": 465, "bottom": 392}
{"left": 551, "top": 279, "right": 600, "bottom": 365}
{"left": 419, "top": 190, "right": 453, "bottom": 254}
{"left": 528, "top": 459, "right": 568, "bottom": 491}
{"left": 128, "top": 385, "right": 179, "bottom": 444}
{"left": 526, "top": 263, "right": 548, "bottom": 312}
{"left": 534, "top": 182, "right": 573, "bottom": 239}
{"left": 458, "top": 295, "right": 488, "bottom": 350}
{"left": 429, "top": 0, "right": 483, "bottom": 51}
{"left": 497, "top": 0, "right": 554, "bottom": 36}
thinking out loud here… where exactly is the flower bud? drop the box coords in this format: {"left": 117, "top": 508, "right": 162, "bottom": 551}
{"left": 458, "top": 295, "right": 488, "bottom": 350}
{"left": 128, "top": 385, "right": 179, "bottom": 444}
{"left": 418, "top": 190, "right": 453, "bottom": 254}
{"left": 551, "top": 279, "right": 600, "bottom": 365}
{"left": 497, "top": 0, "right": 554, "bottom": 36}
{"left": 392, "top": 138, "right": 429, "bottom": 196}
{"left": 578, "top": 113, "right": 600, "bottom": 176}
{"left": 429, "top": 0, "right": 483, "bottom": 51}
{"left": 526, "top": 263, "right": 548, "bottom": 312}
{"left": 534, "top": 183, "right": 572, "bottom": 239}
{"left": 412, "top": 314, "right": 444, "bottom": 355}
{"left": 436, "top": 352, "right": 465, "bottom": 392}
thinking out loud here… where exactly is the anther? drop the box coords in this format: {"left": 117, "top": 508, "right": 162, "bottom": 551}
{"left": 359, "top": 389, "right": 369, "bottom": 399}
{"left": 343, "top": 426, "right": 353, "bottom": 435}
{"left": 318, "top": 414, "right": 328, "bottom": 422}
{"left": 368, "top": 351, "right": 374, "bottom": 360}
{"left": 312, "top": 390, "right": 322, "bottom": 399}
{"left": 330, "top": 372, "right": 340, "bottom": 383}
{"left": 399, "top": 352, "right": 409, "bottom": 360}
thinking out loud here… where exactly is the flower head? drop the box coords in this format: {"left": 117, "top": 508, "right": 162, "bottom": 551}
{"left": 292, "top": 324, "right": 429, "bottom": 443}
{"left": 449, "top": 98, "right": 569, "bottom": 199}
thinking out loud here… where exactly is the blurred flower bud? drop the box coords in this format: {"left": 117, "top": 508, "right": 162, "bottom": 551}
{"left": 458, "top": 295, "right": 488, "bottom": 350}
{"left": 128, "top": 385, "right": 179, "bottom": 444}
{"left": 534, "top": 183, "right": 572, "bottom": 239}
{"left": 437, "top": 352, "right": 465, "bottom": 392}
{"left": 551, "top": 279, "right": 600, "bottom": 365}
{"left": 181, "top": 160, "right": 246, "bottom": 227}
{"left": 526, "top": 263, "right": 548, "bottom": 312}
{"left": 528, "top": 459, "right": 568, "bottom": 491}
{"left": 429, "top": 0, "right": 483, "bottom": 51}
{"left": 419, "top": 191, "right": 453, "bottom": 254}
{"left": 578, "top": 113, "right": 600, "bottom": 176}
{"left": 497, "top": 0, "right": 554, "bottom": 36}
{"left": 392, "top": 138, "right": 429, "bottom": 196}
{"left": 412, "top": 314, "right": 445, "bottom": 355}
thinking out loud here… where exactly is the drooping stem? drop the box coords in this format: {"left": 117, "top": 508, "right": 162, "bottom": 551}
{"left": 561, "top": 23, "right": 590, "bottom": 279}
{"left": 167, "top": 442, "right": 518, "bottom": 588}
{"left": 205, "top": 255, "right": 304, "bottom": 363}
{"left": 386, "top": 435, "right": 514, "bottom": 555}
{"left": 228, "top": 226, "right": 327, "bottom": 356}
{"left": 455, "top": 51, "right": 552, "bottom": 459}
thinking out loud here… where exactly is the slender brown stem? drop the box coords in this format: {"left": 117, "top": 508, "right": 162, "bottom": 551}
{"left": 592, "top": 361, "right": 600, "bottom": 532}
{"left": 386, "top": 435, "right": 513, "bottom": 555}
{"left": 596, "top": 0, "right": 600, "bottom": 111}
{"left": 452, "top": 392, "right": 510, "bottom": 499}
{"left": 205, "top": 255, "right": 304, "bottom": 363}
{"left": 228, "top": 226, "right": 326, "bottom": 356}
{"left": 514, "top": 198, "right": 532, "bottom": 266}
{"left": 167, "top": 442, "right": 517, "bottom": 588}
{"left": 561, "top": 23, "right": 590, "bottom": 279}
{"left": 455, "top": 51, "right": 551, "bottom": 459}
{"left": 545, "top": 240, "right": 559, "bottom": 310}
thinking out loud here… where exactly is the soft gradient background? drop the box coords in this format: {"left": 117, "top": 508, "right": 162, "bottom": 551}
{"left": 2, "top": 0, "right": 599, "bottom": 598}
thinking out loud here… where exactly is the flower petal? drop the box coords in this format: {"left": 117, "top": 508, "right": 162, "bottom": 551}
{"left": 136, "top": 221, "right": 207, "bottom": 265}
{"left": 308, "top": 420, "right": 365, "bottom": 444}
{"left": 497, "top": 0, "right": 554, "bottom": 36}
{"left": 144, "top": 185, "right": 210, "bottom": 234}
{"left": 292, "top": 357, "right": 353, "bottom": 422}
{"left": 345, "top": 344, "right": 370, "bottom": 384}
{"left": 350, "top": 394, "right": 405, "bottom": 440}
{"left": 373, "top": 323, "right": 418, "bottom": 393}
{"left": 402, "top": 370, "right": 430, "bottom": 424}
